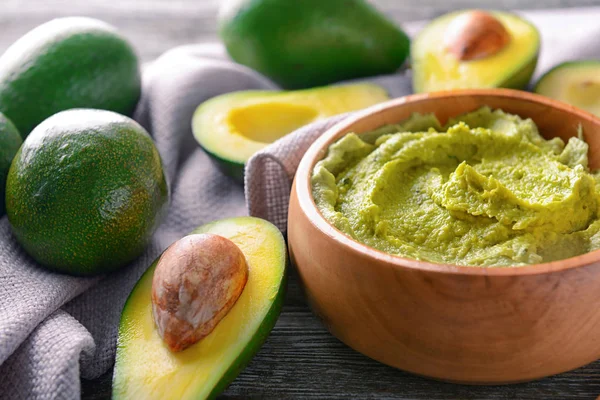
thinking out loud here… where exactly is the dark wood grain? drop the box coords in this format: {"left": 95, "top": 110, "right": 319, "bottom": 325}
{"left": 6, "top": 0, "right": 600, "bottom": 398}
{"left": 210, "top": 272, "right": 600, "bottom": 400}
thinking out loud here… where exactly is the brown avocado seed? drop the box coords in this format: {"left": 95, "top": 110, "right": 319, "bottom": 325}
{"left": 151, "top": 233, "right": 248, "bottom": 352}
{"left": 444, "top": 10, "right": 511, "bottom": 61}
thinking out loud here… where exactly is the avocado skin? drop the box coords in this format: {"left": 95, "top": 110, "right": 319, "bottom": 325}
{"left": 220, "top": 0, "right": 410, "bottom": 89}
{"left": 0, "top": 17, "right": 141, "bottom": 138}
{"left": 0, "top": 113, "right": 22, "bottom": 215}
{"left": 203, "top": 145, "right": 245, "bottom": 184}
{"left": 192, "top": 85, "right": 390, "bottom": 183}
{"left": 502, "top": 57, "right": 539, "bottom": 90}
{"left": 5, "top": 109, "right": 168, "bottom": 276}
{"left": 206, "top": 268, "right": 286, "bottom": 399}
{"left": 197, "top": 219, "right": 287, "bottom": 399}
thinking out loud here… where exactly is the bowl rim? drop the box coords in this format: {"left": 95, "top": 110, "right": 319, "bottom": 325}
{"left": 294, "top": 88, "right": 600, "bottom": 276}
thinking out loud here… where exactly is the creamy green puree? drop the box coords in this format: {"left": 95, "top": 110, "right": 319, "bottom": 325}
{"left": 312, "top": 107, "right": 600, "bottom": 266}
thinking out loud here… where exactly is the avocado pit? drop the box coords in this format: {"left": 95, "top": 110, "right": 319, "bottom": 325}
{"left": 444, "top": 10, "right": 510, "bottom": 61}
{"left": 151, "top": 233, "right": 248, "bottom": 352}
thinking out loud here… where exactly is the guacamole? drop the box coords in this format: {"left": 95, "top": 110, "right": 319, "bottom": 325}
{"left": 312, "top": 107, "right": 600, "bottom": 266}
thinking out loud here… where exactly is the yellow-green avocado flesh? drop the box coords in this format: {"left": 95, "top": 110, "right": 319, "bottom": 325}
{"left": 192, "top": 83, "right": 389, "bottom": 182}
{"left": 113, "top": 217, "right": 287, "bottom": 399}
{"left": 312, "top": 107, "right": 600, "bottom": 267}
{"left": 534, "top": 60, "right": 600, "bottom": 117}
{"left": 412, "top": 10, "right": 539, "bottom": 93}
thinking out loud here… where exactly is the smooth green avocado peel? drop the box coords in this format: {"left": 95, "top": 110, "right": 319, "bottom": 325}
{"left": 312, "top": 107, "right": 600, "bottom": 267}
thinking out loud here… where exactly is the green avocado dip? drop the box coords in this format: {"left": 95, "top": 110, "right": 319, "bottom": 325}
{"left": 311, "top": 107, "right": 600, "bottom": 267}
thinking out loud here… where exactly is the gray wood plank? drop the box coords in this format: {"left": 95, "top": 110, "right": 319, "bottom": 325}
{"left": 216, "top": 270, "right": 600, "bottom": 400}
{"left": 2, "top": 0, "right": 600, "bottom": 61}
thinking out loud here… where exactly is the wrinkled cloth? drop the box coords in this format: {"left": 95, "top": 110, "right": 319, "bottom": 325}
{"left": 0, "top": 7, "right": 599, "bottom": 399}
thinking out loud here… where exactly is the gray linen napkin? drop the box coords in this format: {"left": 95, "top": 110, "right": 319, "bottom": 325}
{"left": 0, "top": 7, "right": 599, "bottom": 399}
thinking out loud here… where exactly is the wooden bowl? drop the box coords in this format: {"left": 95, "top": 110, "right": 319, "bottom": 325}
{"left": 288, "top": 89, "right": 600, "bottom": 384}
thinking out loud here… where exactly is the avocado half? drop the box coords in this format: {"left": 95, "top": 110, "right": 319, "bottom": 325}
{"left": 112, "top": 217, "right": 287, "bottom": 399}
{"left": 192, "top": 83, "right": 389, "bottom": 182}
{"left": 412, "top": 10, "right": 540, "bottom": 93}
{"left": 534, "top": 61, "right": 600, "bottom": 117}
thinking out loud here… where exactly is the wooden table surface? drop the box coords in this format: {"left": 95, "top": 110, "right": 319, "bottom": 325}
{"left": 5, "top": 0, "right": 600, "bottom": 399}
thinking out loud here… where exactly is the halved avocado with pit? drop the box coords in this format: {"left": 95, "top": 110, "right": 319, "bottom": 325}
{"left": 412, "top": 10, "right": 540, "bottom": 93}
{"left": 534, "top": 61, "right": 600, "bottom": 117}
{"left": 112, "top": 216, "right": 287, "bottom": 399}
{"left": 192, "top": 83, "right": 389, "bottom": 181}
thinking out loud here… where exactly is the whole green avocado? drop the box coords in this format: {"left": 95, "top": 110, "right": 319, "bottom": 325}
{"left": 0, "top": 17, "right": 141, "bottom": 138}
{"left": 5, "top": 109, "right": 168, "bottom": 276}
{"left": 219, "top": 0, "right": 410, "bottom": 89}
{"left": 0, "top": 113, "right": 22, "bottom": 215}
